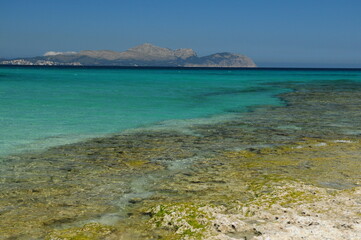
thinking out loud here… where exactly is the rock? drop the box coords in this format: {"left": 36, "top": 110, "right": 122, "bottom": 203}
{"left": 185, "top": 52, "right": 256, "bottom": 68}
{"left": 128, "top": 198, "right": 143, "bottom": 204}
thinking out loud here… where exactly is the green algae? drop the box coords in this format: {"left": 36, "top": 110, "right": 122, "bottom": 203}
{"left": 223, "top": 139, "right": 361, "bottom": 189}
{"left": 147, "top": 203, "right": 213, "bottom": 240}
{"left": 245, "top": 180, "right": 323, "bottom": 209}
{"left": 124, "top": 159, "right": 150, "bottom": 168}
{"left": 45, "top": 223, "right": 115, "bottom": 240}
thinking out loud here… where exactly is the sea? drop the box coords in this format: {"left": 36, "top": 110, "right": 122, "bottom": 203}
{"left": 1, "top": 66, "right": 360, "bottom": 157}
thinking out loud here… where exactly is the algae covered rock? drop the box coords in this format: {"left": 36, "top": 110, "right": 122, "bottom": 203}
{"left": 148, "top": 203, "right": 213, "bottom": 239}
{"left": 45, "top": 223, "right": 116, "bottom": 240}
{"left": 143, "top": 180, "right": 361, "bottom": 240}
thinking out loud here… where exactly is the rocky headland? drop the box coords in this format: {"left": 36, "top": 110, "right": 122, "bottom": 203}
{"left": 0, "top": 43, "right": 256, "bottom": 67}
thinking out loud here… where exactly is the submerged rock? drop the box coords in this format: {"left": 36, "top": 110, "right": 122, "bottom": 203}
{"left": 2, "top": 80, "right": 361, "bottom": 239}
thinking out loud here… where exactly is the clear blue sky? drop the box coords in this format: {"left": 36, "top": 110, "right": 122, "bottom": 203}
{"left": 1, "top": 0, "right": 360, "bottom": 67}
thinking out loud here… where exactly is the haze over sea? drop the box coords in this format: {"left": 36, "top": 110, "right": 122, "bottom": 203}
{"left": 1, "top": 66, "right": 360, "bottom": 157}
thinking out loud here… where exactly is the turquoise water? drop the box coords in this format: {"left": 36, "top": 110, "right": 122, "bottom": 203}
{"left": 0, "top": 67, "right": 360, "bottom": 156}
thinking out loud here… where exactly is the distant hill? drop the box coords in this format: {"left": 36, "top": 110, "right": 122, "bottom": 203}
{"left": 0, "top": 43, "right": 256, "bottom": 67}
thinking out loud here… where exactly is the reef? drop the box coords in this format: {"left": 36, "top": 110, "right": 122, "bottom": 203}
{"left": 1, "top": 80, "right": 361, "bottom": 239}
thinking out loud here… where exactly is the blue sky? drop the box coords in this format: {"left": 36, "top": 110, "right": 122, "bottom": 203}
{"left": 1, "top": 0, "right": 360, "bottom": 67}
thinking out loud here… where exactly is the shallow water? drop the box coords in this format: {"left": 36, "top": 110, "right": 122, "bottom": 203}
{"left": 0, "top": 67, "right": 282, "bottom": 156}
{"left": 1, "top": 67, "right": 360, "bottom": 156}
{"left": 1, "top": 67, "right": 361, "bottom": 239}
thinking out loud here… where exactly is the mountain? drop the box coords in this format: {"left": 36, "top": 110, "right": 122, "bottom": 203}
{"left": 0, "top": 43, "right": 256, "bottom": 67}
{"left": 184, "top": 52, "right": 256, "bottom": 67}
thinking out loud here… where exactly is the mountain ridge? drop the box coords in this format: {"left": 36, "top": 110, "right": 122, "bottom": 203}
{"left": 0, "top": 43, "right": 256, "bottom": 67}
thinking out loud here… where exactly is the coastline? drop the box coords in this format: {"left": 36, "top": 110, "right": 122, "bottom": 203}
{"left": 1, "top": 64, "right": 361, "bottom": 70}
{"left": 1, "top": 79, "right": 361, "bottom": 239}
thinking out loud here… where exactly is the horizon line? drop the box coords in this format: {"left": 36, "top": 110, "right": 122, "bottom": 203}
{"left": 1, "top": 65, "right": 360, "bottom": 70}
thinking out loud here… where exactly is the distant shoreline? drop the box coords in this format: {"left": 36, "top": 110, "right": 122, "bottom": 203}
{"left": 0, "top": 64, "right": 360, "bottom": 71}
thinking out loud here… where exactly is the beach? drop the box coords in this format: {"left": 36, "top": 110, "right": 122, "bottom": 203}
{"left": 0, "top": 69, "right": 361, "bottom": 239}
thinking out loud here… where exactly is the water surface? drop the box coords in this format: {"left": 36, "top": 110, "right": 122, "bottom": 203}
{"left": 1, "top": 67, "right": 360, "bottom": 156}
